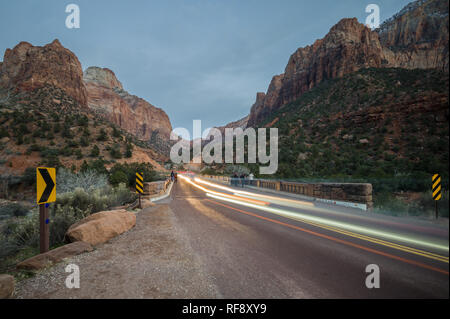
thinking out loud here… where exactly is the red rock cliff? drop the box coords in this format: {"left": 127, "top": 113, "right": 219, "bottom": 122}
{"left": 0, "top": 39, "right": 88, "bottom": 107}
{"left": 84, "top": 66, "right": 172, "bottom": 141}
{"left": 247, "top": 0, "right": 448, "bottom": 127}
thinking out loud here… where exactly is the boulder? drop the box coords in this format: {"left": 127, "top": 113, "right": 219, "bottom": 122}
{"left": 66, "top": 209, "right": 136, "bottom": 246}
{"left": 0, "top": 274, "right": 15, "bottom": 299}
{"left": 17, "top": 241, "right": 93, "bottom": 270}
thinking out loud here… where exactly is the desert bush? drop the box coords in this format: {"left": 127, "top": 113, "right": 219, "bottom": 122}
{"left": 57, "top": 168, "right": 108, "bottom": 194}
{"left": 90, "top": 145, "right": 100, "bottom": 157}
{"left": 97, "top": 128, "right": 108, "bottom": 141}
{"left": 0, "top": 203, "right": 30, "bottom": 218}
{"left": 109, "top": 162, "right": 157, "bottom": 187}
{"left": 0, "top": 211, "right": 40, "bottom": 260}
{"left": 109, "top": 170, "right": 128, "bottom": 186}
{"left": 109, "top": 145, "right": 122, "bottom": 159}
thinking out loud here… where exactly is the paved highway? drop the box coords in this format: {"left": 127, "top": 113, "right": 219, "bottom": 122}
{"left": 160, "top": 174, "right": 449, "bottom": 298}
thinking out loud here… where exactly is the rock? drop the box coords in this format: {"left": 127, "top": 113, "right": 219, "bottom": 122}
{"left": 377, "top": 0, "right": 448, "bottom": 71}
{"left": 83, "top": 67, "right": 172, "bottom": 141}
{"left": 66, "top": 209, "right": 136, "bottom": 246}
{"left": 297, "top": 152, "right": 308, "bottom": 160}
{"left": 215, "top": 114, "right": 249, "bottom": 134}
{"left": 0, "top": 274, "right": 14, "bottom": 299}
{"left": 16, "top": 241, "right": 93, "bottom": 270}
{"left": 0, "top": 137, "right": 10, "bottom": 144}
{"left": 359, "top": 138, "right": 369, "bottom": 144}
{"left": 244, "top": 0, "right": 448, "bottom": 127}
{"left": 0, "top": 39, "right": 88, "bottom": 107}
{"left": 342, "top": 134, "right": 353, "bottom": 140}
{"left": 247, "top": 18, "right": 384, "bottom": 126}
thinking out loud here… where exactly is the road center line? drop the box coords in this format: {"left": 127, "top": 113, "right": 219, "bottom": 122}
{"left": 205, "top": 198, "right": 449, "bottom": 276}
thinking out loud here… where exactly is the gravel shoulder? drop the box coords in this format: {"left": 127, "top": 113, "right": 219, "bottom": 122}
{"left": 14, "top": 204, "right": 221, "bottom": 299}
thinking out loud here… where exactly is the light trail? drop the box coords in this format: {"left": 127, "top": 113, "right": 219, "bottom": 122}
{"left": 194, "top": 177, "right": 449, "bottom": 256}
{"left": 205, "top": 196, "right": 449, "bottom": 276}
{"left": 179, "top": 174, "right": 269, "bottom": 206}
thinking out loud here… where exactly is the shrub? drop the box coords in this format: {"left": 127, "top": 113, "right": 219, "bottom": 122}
{"left": 125, "top": 143, "right": 133, "bottom": 158}
{"left": 0, "top": 127, "right": 10, "bottom": 138}
{"left": 112, "top": 126, "right": 122, "bottom": 138}
{"left": 109, "top": 145, "right": 122, "bottom": 159}
{"left": 109, "top": 162, "right": 157, "bottom": 187}
{"left": 97, "top": 128, "right": 108, "bottom": 141}
{"left": 0, "top": 203, "right": 30, "bottom": 218}
{"left": 40, "top": 155, "right": 64, "bottom": 169}
{"left": 0, "top": 211, "right": 40, "bottom": 260}
{"left": 75, "top": 149, "right": 83, "bottom": 159}
{"left": 80, "top": 136, "right": 89, "bottom": 147}
{"left": 109, "top": 170, "right": 128, "bottom": 186}
{"left": 90, "top": 145, "right": 100, "bottom": 157}
{"left": 57, "top": 167, "right": 108, "bottom": 194}
{"left": 80, "top": 159, "right": 109, "bottom": 175}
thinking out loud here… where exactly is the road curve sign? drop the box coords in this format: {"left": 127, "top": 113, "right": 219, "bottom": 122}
{"left": 37, "top": 167, "right": 56, "bottom": 204}
{"left": 432, "top": 174, "right": 442, "bottom": 201}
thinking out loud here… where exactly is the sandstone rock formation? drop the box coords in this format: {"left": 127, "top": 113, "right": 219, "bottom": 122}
{"left": 246, "top": 0, "right": 449, "bottom": 127}
{"left": 16, "top": 241, "right": 93, "bottom": 270}
{"left": 66, "top": 209, "right": 136, "bottom": 246}
{"left": 84, "top": 66, "right": 172, "bottom": 141}
{"left": 378, "top": 0, "right": 449, "bottom": 71}
{"left": 0, "top": 274, "right": 14, "bottom": 299}
{"left": 0, "top": 39, "right": 87, "bottom": 107}
{"left": 215, "top": 114, "right": 249, "bottom": 135}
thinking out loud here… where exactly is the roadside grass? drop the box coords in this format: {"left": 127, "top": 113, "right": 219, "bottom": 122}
{"left": 0, "top": 169, "right": 138, "bottom": 276}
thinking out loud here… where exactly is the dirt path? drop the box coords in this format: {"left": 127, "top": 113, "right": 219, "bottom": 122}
{"left": 15, "top": 205, "right": 221, "bottom": 298}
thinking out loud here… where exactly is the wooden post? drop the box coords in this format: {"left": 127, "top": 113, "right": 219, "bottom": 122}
{"left": 139, "top": 194, "right": 142, "bottom": 209}
{"left": 39, "top": 204, "right": 49, "bottom": 253}
{"left": 435, "top": 200, "right": 438, "bottom": 219}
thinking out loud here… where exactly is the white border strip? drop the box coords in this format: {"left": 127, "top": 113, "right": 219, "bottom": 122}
{"left": 150, "top": 181, "right": 174, "bottom": 202}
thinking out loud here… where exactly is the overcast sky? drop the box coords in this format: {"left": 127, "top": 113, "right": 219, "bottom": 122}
{"left": 0, "top": 0, "right": 411, "bottom": 138}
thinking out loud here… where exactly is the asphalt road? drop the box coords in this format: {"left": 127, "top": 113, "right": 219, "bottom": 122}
{"left": 161, "top": 175, "right": 449, "bottom": 298}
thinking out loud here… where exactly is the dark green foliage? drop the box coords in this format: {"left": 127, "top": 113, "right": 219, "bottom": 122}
{"left": 109, "top": 170, "right": 128, "bottom": 186}
{"left": 109, "top": 145, "right": 122, "bottom": 159}
{"left": 90, "top": 145, "right": 100, "bottom": 157}
{"left": 112, "top": 126, "right": 122, "bottom": 138}
{"left": 0, "top": 203, "right": 30, "bottom": 217}
{"left": 97, "top": 128, "right": 108, "bottom": 141}
{"left": 21, "top": 167, "right": 36, "bottom": 186}
{"left": 80, "top": 159, "right": 109, "bottom": 175}
{"left": 125, "top": 143, "right": 133, "bottom": 158}
{"left": 256, "top": 68, "right": 449, "bottom": 196}
{"left": 109, "top": 162, "right": 157, "bottom": 187}
{"left": 79, "top": 136, "right": 89, "bottom": 147}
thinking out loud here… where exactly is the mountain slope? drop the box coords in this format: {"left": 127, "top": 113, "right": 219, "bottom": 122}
{"left": 0, "top": 40, "right": 172, "bottom": 174}
{"left": 0, "top": 84, "right": 166, "bottom": 176}
{"left": 259, "top": 67, "right": 448, "bottom": 187}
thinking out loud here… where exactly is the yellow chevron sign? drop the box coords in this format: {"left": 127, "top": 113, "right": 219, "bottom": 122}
{"left": 37, "top": 167, "right": 56, "bottom": 204}
{"left": 136, "top": 172, "right": 144, "bottom": 194}
{"left": 432, "top": 174, "right": 442, "bottom": 201}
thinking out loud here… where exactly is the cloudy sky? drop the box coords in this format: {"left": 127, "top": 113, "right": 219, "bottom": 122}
{"left": 0, "top": 0, "right": 411, "bottom": 138}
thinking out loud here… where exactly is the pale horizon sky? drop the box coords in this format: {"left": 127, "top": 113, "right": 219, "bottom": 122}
{"left": 0, "top": 0, "right": 412, "bottom": 138}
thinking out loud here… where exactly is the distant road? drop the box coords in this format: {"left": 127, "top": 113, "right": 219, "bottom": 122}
{"left": 163, "top": 175, "right": 449, "bottom": 298}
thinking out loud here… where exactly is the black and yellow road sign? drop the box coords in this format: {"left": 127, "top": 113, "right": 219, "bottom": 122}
{"left": 36, "top": 167, "right": 56, "bottom": 204}
{"left": 136, "top": 172, "right": 144, "bottom": 194}
{"left": 432, "top": 174, "right": 442, "bottom": 201}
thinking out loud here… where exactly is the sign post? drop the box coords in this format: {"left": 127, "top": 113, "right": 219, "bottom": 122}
{"left": 36, "top": 167, "right": 56, "bottom": 253}
{"left": 136, "top": 172, "right": 144, "bottom": 209}
{"left": 432, "top": 174, "right": 442, "bottom": 219}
